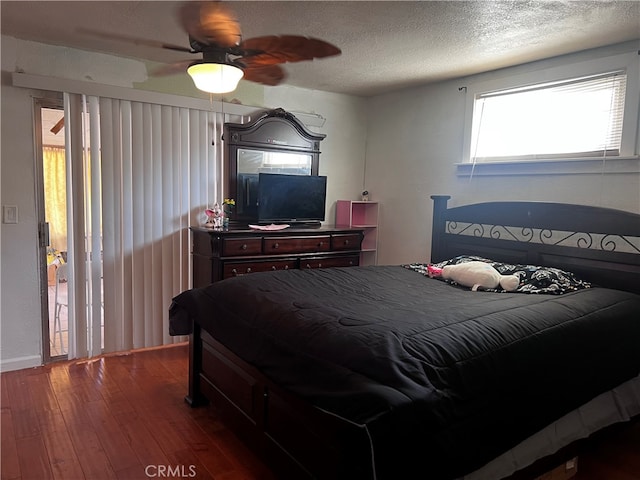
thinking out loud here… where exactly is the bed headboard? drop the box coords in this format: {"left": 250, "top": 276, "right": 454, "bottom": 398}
{"left": 431, "top": 195, "right": 640, "bottom": 294}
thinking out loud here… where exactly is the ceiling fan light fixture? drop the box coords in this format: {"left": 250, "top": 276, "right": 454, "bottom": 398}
{"left": 187, "top": 62, "right": 244, "bottom": 94}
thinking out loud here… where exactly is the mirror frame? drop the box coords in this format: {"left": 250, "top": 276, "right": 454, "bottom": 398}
{"left": 225, "top": 108, "right": 326, "bottom": 225}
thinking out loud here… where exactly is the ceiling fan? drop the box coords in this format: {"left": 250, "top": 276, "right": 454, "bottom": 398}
{"left": 81, "top": 1, "right": 341, "bottom": 93}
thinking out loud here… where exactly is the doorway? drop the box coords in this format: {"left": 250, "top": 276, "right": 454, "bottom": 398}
{"left": 37, "top": 102, "right": 69, "bottom": 360}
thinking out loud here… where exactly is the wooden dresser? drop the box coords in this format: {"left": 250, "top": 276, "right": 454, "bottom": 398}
{"left": 191, "top": 225, "right": 364, "bottom": 287}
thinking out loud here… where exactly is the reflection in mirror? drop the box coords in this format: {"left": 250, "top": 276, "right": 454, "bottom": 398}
{"left": 237, "top": 148, "right": 312, "bottom": 175}
{"left": 236, "top": 148, "right": 313, "bottom": 216}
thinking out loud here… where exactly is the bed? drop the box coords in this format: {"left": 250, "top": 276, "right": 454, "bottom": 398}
{"left": 170, "top": 195, "right": 640, "bottom": 479}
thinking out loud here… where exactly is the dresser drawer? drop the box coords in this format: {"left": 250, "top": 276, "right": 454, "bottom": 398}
{"left": 301, "top": 255, "right": 360, "bottom": 270}
{"left": 263, "top": 235, "right": 331, "bottom": 254}
{"left": 222, "top": 237, "right": 263, "bottom": 256}
{"left": 331, "top": 233, "right": 362, "bottom": 251}
{"left": 224, "top": 259, "right": 297, "bottom": 278}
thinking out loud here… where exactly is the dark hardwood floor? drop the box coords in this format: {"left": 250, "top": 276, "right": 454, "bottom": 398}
{"left": 1, "top": 343, "right": 638, "bottom": 480}
{"left": 572, "top": 419, "right": 640, "bottom": 480}
{"left": 1, "top": 343, "right": 274, "bottom": 480}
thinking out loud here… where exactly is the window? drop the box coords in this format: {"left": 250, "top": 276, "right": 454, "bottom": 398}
{"left": 470, "top": 71, "right": 627, "bottom": 162}
{"left": 458, "top": 49, "right": 639, "bottom": 176}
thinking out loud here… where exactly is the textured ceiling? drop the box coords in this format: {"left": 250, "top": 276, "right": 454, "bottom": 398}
{"left": 2, "top": 1, "right": 639, "bottom": 96}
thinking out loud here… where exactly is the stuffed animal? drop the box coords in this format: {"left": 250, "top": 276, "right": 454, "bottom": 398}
{"left": 429, "top": 261, "right": 519, "bottom": 292}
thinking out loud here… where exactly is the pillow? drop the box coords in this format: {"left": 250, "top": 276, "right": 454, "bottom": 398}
{"left": 500, "top": 262, "right": 591, "bottom": 294}
{"left": 408, "top": 255, "right": 591, "bottom": 294}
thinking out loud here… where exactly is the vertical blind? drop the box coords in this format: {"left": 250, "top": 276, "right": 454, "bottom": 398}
{"left": 471, "top": 71, "right": 627, "bottom": 161}
{"left": 63, "top": 92, "right": 244, "bottom": 358}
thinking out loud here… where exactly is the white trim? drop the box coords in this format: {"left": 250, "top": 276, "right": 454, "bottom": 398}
{"left": 456, "top": 156, "right": 640, "bottom": 176}
{"left": 0, "top": 355, "right": 42, "bottom": 372}
{"left": 11, "top": 72, "right": 328, "bottom": 127}
{"left": 462, "top": 50, "right": 640, "bottom": 165}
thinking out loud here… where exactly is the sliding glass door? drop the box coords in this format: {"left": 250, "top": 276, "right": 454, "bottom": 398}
{"left": 35, "top": 99, "right": 76, "bottom": 360}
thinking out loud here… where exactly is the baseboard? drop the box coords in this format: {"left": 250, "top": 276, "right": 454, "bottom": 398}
{"left": 0, "top": 354, "right": 42, "bottom": 372}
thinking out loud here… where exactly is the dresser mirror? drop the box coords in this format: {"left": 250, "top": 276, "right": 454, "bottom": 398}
{"left": 225, "top": 108, "right": 325, "bottom": 224}
{"left": 237, "top": 149, "right": 313, "bottom": 175}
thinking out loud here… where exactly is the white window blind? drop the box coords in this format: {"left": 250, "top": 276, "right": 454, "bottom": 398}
{"left": 63, "top": 92, "right": 245, "bottom": 358}
{"left": 471, "top": 71, "right": 627, "bottom": 162}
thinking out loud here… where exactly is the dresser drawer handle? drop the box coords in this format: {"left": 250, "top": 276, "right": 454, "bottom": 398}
{"left": 241, "top": 244, "right": 248, "bottom": 250}
{"left": 231, "top": 268, "right": 238, "bottom": 276}
{"left": 318, "top": 241, "right": 324, "bottom": 247}
{"left": 246, "top": 267, "right": 252, "bottom": 274}
{"left": 271, "top": 266, "right": 277, "bottom": 271}
{"left": 305, "top": 263, "right": 311, "bottom": 269}
{"left": 318, "top": 263, "right": 322, "bottom": 268}
{"left": 273, "top": 242, "right": 279, "bottom": 249}
{"left": 343, "top": 239, "right": 350, "bottom": 245}
{"left": 284, "top": 265, "right": 289, "bottom": 270}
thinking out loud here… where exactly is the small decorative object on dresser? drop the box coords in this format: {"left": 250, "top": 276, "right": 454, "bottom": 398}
{"left": 204, "top": 203, "right": 223, "bottom": 229}
{"left": 222, "top": 198, "right": 235, "bottom": 229}
{"left": 361, "top": 190, "right": 369, "bottom": 201}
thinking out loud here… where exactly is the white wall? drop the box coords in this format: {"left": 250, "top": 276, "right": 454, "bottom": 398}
{"left": 0, "top": 36, "right": 367, "bottom": 370}
{"left": 0, "top": 77, "right": 46, "bottom": 371}
{"left": 365, "top": 42, "right": 640, "bottom": 265}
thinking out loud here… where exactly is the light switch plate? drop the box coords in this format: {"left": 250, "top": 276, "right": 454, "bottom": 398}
{"left": 3, "top": 205, "right": 18, "bottom": 224}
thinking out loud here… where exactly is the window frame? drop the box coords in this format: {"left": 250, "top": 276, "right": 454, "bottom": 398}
{"left": 460, "top": 50, "right": 639, "bottom": 175}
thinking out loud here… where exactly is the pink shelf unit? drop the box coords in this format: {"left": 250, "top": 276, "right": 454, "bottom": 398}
{"left": 335, "top": 200, "right": 379, "bottom": 265}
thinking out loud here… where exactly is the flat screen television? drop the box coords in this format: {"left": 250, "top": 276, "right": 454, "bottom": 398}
{"left": 258, "top": 173, "right": 327, "bottom": 224}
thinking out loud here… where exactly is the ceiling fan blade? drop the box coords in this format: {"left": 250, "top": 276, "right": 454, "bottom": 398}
{"left": 242, "top": 64, "right": 286, "bottom": 87}
{"left": 179, "top": 1, "right": 242, "bottom": 47}
{"left": 76, "top": 28, "right": 192, "bottom": 53}
{"left": 240, "top": 35, "right": 341, "bottom": 66}
{"left": 50, "top": 117, "right": 65, "bottom": 135}
{"left": 150, "top": 60, "right": 195, "bottom": 77}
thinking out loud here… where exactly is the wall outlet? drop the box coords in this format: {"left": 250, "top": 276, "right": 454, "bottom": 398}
{"left": 3, "top": 205, "right": 18, "bottom": 224}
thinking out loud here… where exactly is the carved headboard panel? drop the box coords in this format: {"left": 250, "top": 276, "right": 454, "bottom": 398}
{"left": 431, "top": 195, "right": 640, "bottom": 294}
